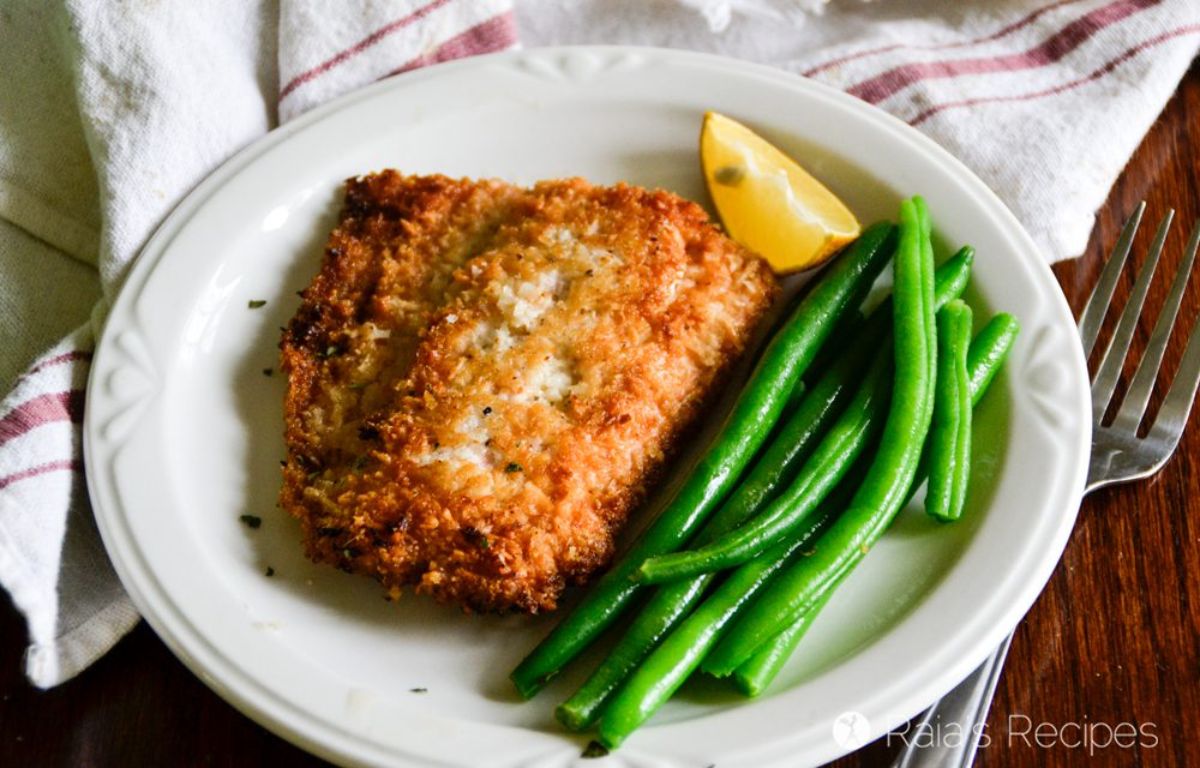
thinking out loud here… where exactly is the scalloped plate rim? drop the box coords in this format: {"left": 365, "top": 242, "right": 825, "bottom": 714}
{"left": 83, "top": 45, "right": 1090, "bottom": 768}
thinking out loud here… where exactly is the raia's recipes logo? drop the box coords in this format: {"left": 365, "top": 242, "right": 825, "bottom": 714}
{"left": 831, "top": 711, "right": 872, "bottom": 750}
{"left": 884, "top": 713, "right": 1159, "bottom": 756}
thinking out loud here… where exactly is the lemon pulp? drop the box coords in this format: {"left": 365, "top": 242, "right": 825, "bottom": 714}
{"left": 701, "top": 111, "right": 861, "bottom": 273}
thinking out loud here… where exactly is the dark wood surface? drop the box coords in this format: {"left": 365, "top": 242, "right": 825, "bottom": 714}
{"left": 2, "top": 65, "right": 1197, "bottom": 768}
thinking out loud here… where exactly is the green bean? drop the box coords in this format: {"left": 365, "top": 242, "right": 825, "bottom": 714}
{"left": 705, "top": 311, "right": 1019, "bottom": 675}
{"left": 597, "top": 236, "right": 1002, "bottom": 744}
{"left": 926, "top": 300, "right": 974, "bottom": 522}
{"left": 804, "top": 245, "right": 971, "bottom": 390}
{"left": 903, "top": 312, "right": 1020, "bottom": 510}
{"left": 800, "top": 309, "right": 865, "bottom": 398}
{"left": 595, "top": 484, "right": 852, "bottom": 749}
{"left": 557, "top": 317, "right": 872, "bottom": 728}
{"left": 634, "top": 245, "right": 972, "bottom": 584}
{"left": 558, "top": 352, "right": 888, "bottom": 729}
{"left": 724, "top": 313, "right": 1015, "bottom": 691}
{"left": 723, "top": 311, "right": 1012, "bottom": 692}
{"left": 634, "top": 354, "right": 893, "bottom": 585}
{"left": 932, "top": 246, "right": 975, "bottom": 314}
{"left": 713, "top": 247, "right": 973, "bottom": 550}
{"left": 556, "top": 577, "right": 705, "bottom": 730}
{"left": 729, "top": 589, "right": 834, "bottom": 696}
{"left": 967, "top": 313, "right": 1020, "bottom": 397}
{"left": 693, "top": 196, "right": 936, "bottom": 672}
{"left": 845, "top": 245, "right": 971, "bottom": 369}
{"left": 785, "top": 379, "right": 807, "bottom": 412}
{"left": 509, "top": 224, "right": 897, "bottom": 698}
{"left": 557, "top": 249, "right": 974, "bottom": 728}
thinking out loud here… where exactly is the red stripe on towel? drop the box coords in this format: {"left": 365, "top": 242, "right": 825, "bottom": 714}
{"left": 846, "top": 0, "right": 1159, "bottom": 104}
{"left": 0, "top": 460, "right": 83, "bottom": 491}
{"left": 804, "top": 0, "right": 1090, "bottom": 77}
{"left": 909, "top": 25, "right": 1200, "bottom": 126}
{"left": 383, "top": 12, "right": 517, "bottom": 78}
{"left": 22, "top": 350, "right": 92, "bottom": 379}
{"left": 0, "top": 391, "right": 85, "bottom": 447}
{"left": 279, "top": 0, "right": 456, "bottom": 101}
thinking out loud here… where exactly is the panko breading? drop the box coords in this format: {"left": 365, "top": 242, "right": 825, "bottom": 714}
{"left": 280, "top": 172, "right": 778, "bottom": 613}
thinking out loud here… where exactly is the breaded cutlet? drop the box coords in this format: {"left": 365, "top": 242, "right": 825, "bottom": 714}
{"left": 280, "top": 172, "right": 778, "bottom": 613}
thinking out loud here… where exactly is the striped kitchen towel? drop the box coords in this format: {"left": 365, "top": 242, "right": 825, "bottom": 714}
{"left": 0, "top": 0, "right": 517, "bottom": 688}
{"left": 0, "top": 0, "right": 1196, "bottom": 688}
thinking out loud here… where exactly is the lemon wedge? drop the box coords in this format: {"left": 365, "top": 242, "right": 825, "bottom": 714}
{"left": 701, "top": 111, "right": 861, "bottom": 273}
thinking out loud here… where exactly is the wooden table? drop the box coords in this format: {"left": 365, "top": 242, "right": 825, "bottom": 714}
{"left": 2, "top": 63, "right": 1197, "bottom": 768}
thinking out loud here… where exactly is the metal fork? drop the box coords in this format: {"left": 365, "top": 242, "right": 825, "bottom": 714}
{"left": 891, "top": 204, "right": 1200, "bottom": 768}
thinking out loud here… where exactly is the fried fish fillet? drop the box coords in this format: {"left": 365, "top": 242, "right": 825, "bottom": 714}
{"left": 280, "top": 172, "right": 777, "bottom": 613}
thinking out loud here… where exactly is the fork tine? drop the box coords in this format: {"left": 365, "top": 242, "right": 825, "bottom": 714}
{"left": 1091, "top": 211, "right": 1173, "bottom": 420}
{"left": 1149, "top": 302, "right": 1200, "bottom": 450}
{"left": 1080, "top": 202, "right": 1145, "bottom": 358}
{"left": 1113, "top": 219, "right": 1200, "bottom": 433}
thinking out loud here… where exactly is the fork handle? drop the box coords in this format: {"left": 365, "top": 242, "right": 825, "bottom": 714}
{"left": 889, "top": 633, "right": 1014, "bottom": 768}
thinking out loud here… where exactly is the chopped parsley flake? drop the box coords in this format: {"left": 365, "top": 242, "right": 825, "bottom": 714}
{"left": 248, "top": 299, "right": 267, "bottom": 309}
{"left": 262, "top": 367, "right": 273, "bottom": 377}
{"left": 239, "top": 515, "right": 262, "bottom": 529}
{"left": 265, "top": 566, "right": 275, "bottom": 577}
{"left": 463, "top": 527, "right": 490, "bottom": 549}
{"left": 505, "top": 462, "right": 522, "bottom": 473}
{"left": 409, "top": 687, "right": 428, "bottom": 694}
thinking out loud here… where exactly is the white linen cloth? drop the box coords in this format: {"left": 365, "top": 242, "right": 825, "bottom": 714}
{"left": 0, "top": 0, "right": 519, "bottom": 687}
{"left": 0, "top": 0, "right": 1195, "bottom": 688}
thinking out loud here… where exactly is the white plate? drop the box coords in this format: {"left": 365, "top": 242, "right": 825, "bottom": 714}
{"left": 85, "top": 47, "right": 1090, "bottom": 768}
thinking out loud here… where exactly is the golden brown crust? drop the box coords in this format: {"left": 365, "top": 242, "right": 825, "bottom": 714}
{"left": 280, "top": 171, "right": 778, "bottom": 613}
